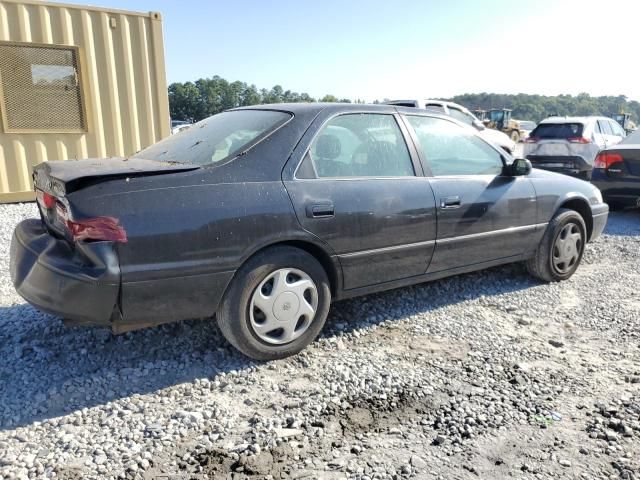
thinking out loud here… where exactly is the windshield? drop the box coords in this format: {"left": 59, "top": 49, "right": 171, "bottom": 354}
{"left": 135, "top": 110, "right": 291, "bottom": 166}
{"left": 531, "top": 123, "right": 584, "bottom": 139}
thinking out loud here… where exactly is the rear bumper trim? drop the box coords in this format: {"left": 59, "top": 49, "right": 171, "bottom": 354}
{"left": 10, "top": 219, "right": 120, "bottom": 325}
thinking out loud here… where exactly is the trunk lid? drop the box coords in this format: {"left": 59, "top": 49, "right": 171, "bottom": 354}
{"left": 33, "top": 157, "right": 200, "bottom": 196}
{"left": 33, "top": 157, "right": 199, "bottom": 240}
{"left": 605, "top": 145, "right": 640, "bottom": 177}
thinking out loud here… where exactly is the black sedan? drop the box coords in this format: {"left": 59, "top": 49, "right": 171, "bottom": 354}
{"left": 10, "top": 103, "right": 609, "bottom": 360}
{"left": 592, "top": 129, "right": 640, "bottom": 210}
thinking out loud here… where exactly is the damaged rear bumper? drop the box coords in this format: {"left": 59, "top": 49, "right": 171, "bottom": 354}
{"left": 10, "top": 219, "right": 120, "bottom": 325}
{"left": 526, "top": 155, "right": 593, "bottom": 179}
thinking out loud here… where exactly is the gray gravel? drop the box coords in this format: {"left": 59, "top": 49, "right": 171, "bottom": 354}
{"left": 0, "top": 203, "right": 639, "bottom": 480}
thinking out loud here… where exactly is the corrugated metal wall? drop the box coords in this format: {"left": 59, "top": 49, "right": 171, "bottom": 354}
{"left": 0, "top": 0, "right": 170, "bottom": 203}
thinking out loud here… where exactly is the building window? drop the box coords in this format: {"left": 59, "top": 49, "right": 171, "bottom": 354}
{"left": 0, "top": 41, "right": 86, "bottom": 132}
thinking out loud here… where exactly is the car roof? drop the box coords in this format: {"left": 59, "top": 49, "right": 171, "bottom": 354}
{"left": 538, "top": 116, "right": 611, "bottom": 125}
{"left": 232, "top": 102, "right": 398, "bottom": 115}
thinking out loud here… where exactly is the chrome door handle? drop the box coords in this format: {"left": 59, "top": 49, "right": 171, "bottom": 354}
{"left": 306, "top": 204, "right": 335, "bottom": 218}
{"left": 440, "top": 196, "right": 461, "bottom": 209}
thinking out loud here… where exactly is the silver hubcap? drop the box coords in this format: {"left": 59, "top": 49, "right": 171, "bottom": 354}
{"left": 552, "top": 223, "right": 583, "bottom": 274}
{"left": 249, "top": 268, "right": 318, "bottom": 345}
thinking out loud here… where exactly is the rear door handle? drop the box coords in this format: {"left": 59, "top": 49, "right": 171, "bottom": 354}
{"left": 440, "top": 196, "right": 461, "bottom": 209}
{"left": 306, "top": 204, "right": 335, "bottom": 218}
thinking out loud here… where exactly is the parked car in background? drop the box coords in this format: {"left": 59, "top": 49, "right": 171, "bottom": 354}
{"left": 592, "top": 129, "right": 640, "bottom": 209}
{"left": 517, "top": 120, "right": 537, "bottom": 142}
{"left": 384, "top": 99, "right": 516, "bottom": 154}
{"left": 524, "top": 116, "right": 626, "bottom": 179}
{"left": 171, "top": 119, "right": 193, "bottom": 135}
{"left": 11, "top": 103, "right": 608, "bottom": 360}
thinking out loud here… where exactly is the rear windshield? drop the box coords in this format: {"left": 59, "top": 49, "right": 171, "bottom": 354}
{"left": 134, "top": 110, "right": 291, "bottom": 166}
{"left": 531, "top": 123, "right": 583, "bottom": 139}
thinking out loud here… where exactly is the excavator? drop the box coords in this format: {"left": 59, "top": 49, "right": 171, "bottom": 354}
{"left": 482, "top": 108, "right": 522, "bottom": 143}
{"left": 610, "top": 113, "right": 637, "bottom": 134}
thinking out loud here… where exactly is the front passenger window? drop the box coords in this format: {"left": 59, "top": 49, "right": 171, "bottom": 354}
{"left": 407, "top": 116, "right": 504, "bottom": 176}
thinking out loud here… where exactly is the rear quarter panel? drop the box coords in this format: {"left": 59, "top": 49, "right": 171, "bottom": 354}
{"left": 528, "top": 169, "right": 601, "bottom": 228}
{"left": 67, "top": 171, "right": 314, "bottom": 325}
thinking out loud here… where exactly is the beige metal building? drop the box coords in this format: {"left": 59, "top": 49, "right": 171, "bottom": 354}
{"left": 0, "top": 0, "right": 170, "bottom": 203}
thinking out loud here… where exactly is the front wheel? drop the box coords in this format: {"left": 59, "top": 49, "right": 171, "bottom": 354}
{"left": 526, "top": 209, "right": 587, "bottom": 282}
{"left": 216, "top": 246, "right": 331, "bottom": 360}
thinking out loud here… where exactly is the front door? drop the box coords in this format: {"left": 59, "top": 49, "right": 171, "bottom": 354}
{"left": 284, "top": 112, "right": 437, "bottom": 290}
{"left": 404, "top": 115, "right": 538, "bottom": 273}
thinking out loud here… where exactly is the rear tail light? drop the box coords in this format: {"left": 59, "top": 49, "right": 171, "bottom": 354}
{"left": 36, "top": 189, "right": 127, "bottom": 243}
{"left": 594, "top": 152, "right": 623, "bottom": 169}
{"left": 567, "top": 137, "right": 591, "bottom": 144}
{"left": 524, "top": 137, "right": 538, "bottom": 143}
{"left": 66, "top": 217, "right": 128, "bottom": 243}
{"left": 41, "top": 192, "right": 57, "bottom": 209}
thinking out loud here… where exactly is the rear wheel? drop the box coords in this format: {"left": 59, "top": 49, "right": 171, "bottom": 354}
{"left": 217, "top": 246, "right": 331, "bottom": 360}
{"left": 526, "top": 209, "right": 586, "bottom": 282}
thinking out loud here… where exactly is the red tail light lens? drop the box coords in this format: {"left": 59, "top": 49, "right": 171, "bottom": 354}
{"left": 36, "top": 190, "right": 57, "bottom": 209}
{"left": 594, "top": 152, "right": 623, "bottom": 169}
{"left": 66, "top": 217, "right": 128, "bottom": 243}
{"left": 524, "top": 137, "right": 538, "bottom": 143}
{"left": 567, "top": 137, "right": 591, "bottom": 144}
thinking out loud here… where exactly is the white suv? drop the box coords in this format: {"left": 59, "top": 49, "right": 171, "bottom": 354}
{"left": 384, "top": 99, "right": 516, "bottom": 154}
{"left": 523, "top": 116, "right": 626, "bottom": 179}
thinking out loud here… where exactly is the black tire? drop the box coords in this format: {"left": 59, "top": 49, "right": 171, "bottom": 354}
{"left": 526, "top": 208, "right": 587, "bottom": 282}
{"left": 217, "top": 246, "right": 331, "bottom": 361}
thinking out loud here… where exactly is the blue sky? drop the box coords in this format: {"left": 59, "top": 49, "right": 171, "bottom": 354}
{"left": 61, "top": 0, "right": 640, "bottom": 101}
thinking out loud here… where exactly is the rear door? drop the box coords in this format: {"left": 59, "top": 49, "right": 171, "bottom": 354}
{"left": 591, "top": 120, "right": 607, "bottom": 148}
{"left": 598, "top": 119, "right": 616, "bottom": 148}
{"left": 283, "top": 110, "right": 437, "bottom": 291}
{"left": 404, "top": 115, "right": 538, "bottom": 272}
{"left": 609, "top": 119, "right": 626, "bottom": 146}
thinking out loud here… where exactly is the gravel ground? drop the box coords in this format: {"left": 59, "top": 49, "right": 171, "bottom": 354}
{"left": 0, "top": 202, "right": 639, "bottom": 480}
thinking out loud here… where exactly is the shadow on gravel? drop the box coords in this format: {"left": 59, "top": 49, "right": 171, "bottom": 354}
{"left": 0, "top": 262, "right": 537, "bottom": 432}
{"left": 603, "top": 210, "right": 640, "bottom": 237}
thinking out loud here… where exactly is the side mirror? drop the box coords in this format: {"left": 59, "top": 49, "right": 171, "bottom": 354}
{"left": 472, "top": 119, "right": 485, "bottom": 131}
{"left": 509, "top": 158, "right": 532, "bottom": 176}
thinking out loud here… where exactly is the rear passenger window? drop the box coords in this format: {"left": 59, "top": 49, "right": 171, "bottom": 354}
{"left": 598, "top": 120, "right": 613, "bottom": 135}
{"left": 448, "top": 107, "right": 474, "bottom": 126}
{"left": 306, "top": 114, "right": 415, "bottom": 178}
{"left": 610, "top": 120, "right": 625, "bottom": 137}
{"left": 407, "top": 116, "right": 504, "bottom": 176}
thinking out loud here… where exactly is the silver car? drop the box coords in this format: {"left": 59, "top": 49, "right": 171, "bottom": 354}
{"left": 384, "top": 99, "right": 516, "bottom": 154}
{"left": 523, "top": 116, "right": 626, "bottom": 179}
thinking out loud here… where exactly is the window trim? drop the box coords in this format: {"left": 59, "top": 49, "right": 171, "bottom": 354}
{"left": 0, "top": 40, "right": 89, "bottom": 134}
{"left": 403, "top": 113, "right": 508, "bottom": 178}
{"left": 293, "top": 111, "right": 424, "bottom": 180}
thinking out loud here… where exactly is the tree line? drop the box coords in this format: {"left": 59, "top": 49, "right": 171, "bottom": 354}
{"left": 168, "top": 75, "right": 640, "bottom": 124}
{"left": 168, "top": 76, "right": 356, "bottom": 121}
{"left": 450, "top": 93, "right": 640, "bottom": 123}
